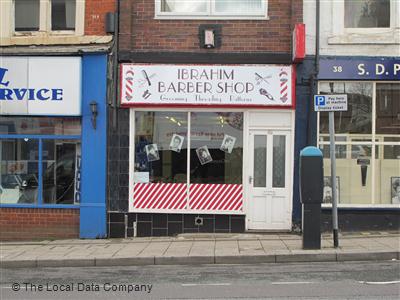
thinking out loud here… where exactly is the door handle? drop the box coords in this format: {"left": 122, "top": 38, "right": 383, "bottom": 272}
{"left": 249, "top": 176, "right": 253, "bottom": 184}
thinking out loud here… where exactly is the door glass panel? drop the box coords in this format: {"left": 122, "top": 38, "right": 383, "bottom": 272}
{"left": 253, "top": 135, "right": 266, "bottom": 187}
{"left": 273, "top": 135, "right": 286, "bottom": 188}
{"left": 42, "top": 140, "right": 80, "bottom": 204}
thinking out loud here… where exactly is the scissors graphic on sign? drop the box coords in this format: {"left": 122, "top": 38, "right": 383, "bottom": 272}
{"left": 255, "top": 73, "right": 271, "bottom": 85}
{"left": 138, "top": 70, "right": 156, "bottom": 87}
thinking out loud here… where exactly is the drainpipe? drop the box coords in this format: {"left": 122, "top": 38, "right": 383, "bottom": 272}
{"left": 111, "top": 0, "right": 120, "bottom": 130}
{"left": 308, "top": 0, "right": 320, "bottom": 145}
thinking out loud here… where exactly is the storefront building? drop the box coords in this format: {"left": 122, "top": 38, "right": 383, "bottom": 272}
{"left": 317, "top": 57, "right": 400, "bottom": 230}
{"left": 108, "top": 0, "right": 305, "bottom": 237}
{"left": 303, "top": 0, "right": 400, "bottom": 230}
{"left": 0, "top": 55, "right": 108, "bottom": 240}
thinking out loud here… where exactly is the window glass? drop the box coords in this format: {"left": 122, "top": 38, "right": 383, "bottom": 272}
{"left": 319, "top": 82, "right": 373, "bottom": 134}
{"left": 318, "top": 136, "right": 347, "bottom": 159}
{"left": 273, "top": 135, "right": 286, "bottom": 188}
{"left": 345, "top": 0, "right": 390, "bottom": 28}
{"left": 160, "top": 0, "right": 207, "bottom": 13}
{"left": 215, "top": 0, "right": 263, "bottom": 14}
{"left": 322, "top": 149, "right": 372, "bottom": 205}
{"left": 253, "top": 135, "right": 266, "bottom": 188}
{"left": 190, "top": 112, "right": 243, "bottom": 184}
{"left": 0, "top": 139, "right": 39, "bottom": 204}
{"left": 0, "top": 117, "right": 81, "bottom": 135}
{"left": 15, "top": 0, "right": 40, "bottom": 31}
{"left": 383, "top": 137, "right": 400, "bottom": 159}
{"left": 51, "top": 0, "right": 76, "bottom": 30}
{"left": 134, "top": 112, "right": 188, "bottom": 183}
{"left": 376, "top": 83, "right": 400, "bottom": 135}
{"left": 42, "top": 140, "right": 80, "bottom": 204}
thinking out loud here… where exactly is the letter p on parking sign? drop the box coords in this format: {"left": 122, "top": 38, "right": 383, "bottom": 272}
{"left": 315, "top": 95, "right": 325, "bottom": 107}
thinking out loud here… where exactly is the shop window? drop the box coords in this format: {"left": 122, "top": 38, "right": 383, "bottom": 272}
{"left": 42, "top": 140, "right": 80, "bottom": 204}
{"left": 318, "top": 81, "right": 400, "bottom": 206}
{"left": 344, "top": 0, "right": 390, "bottom": 28}
{"left": 319, "top": 82, "right": 373, "bottom": 134}
{"left": 376, "top": 83, "right": 400, "bottom": 135}
{"left": 134, "top": 112, "right": 188, "bottom": 183}
{"left": 0, "top": 117, "right": 81, "bottom": 135}
{"left": 133, "top": 111, "right": 243, "bottom": 185}
{"left": 157, "top": 0, "right": 266, "bottom": 18}
{"left": 190, "top": 112, "right": 243, "bottom": 184}
{"left": 51, "top": 0, "right": 76, "bottom": 31}
{"left": 0, "top": 139, "right": 39, "bottom": 204}
{"left": 0, "top": 117, "right": 81, "bottom": 206}
{"left": 14, "top": 0, "right": 40, "bottom": 31}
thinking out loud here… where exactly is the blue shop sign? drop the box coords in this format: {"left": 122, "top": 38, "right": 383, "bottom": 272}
{"left": 318, "top": 57, "right": 400, "bottom": 80}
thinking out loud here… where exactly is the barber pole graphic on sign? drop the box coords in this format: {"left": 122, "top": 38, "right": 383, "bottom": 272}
{"left": 123, "top": 67, "right": 134, "bottom": 101}
{"left": 279, "top": 68, "right": 289, "bottom": 103}
{"left": 132, "top": 183, "right": 243, "bottom": 212}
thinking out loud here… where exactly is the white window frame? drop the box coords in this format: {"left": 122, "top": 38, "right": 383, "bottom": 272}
{"left": 155, "top": 0, "right": 269, "bottom": 20}
{"left": 329, "top": 0, "right": 400, "bottom": 44}
{"left": 317, "top": 81, "right": 400, "bottom": 208}
{"left": 11, "top": 0, "right": 84, "bottom": 36}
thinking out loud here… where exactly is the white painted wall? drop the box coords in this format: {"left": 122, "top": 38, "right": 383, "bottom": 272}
{"left": 304, "top": 0, "right": 400, "bottom": 57}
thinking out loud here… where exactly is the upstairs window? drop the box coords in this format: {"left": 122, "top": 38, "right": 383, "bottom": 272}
{"left": 15, "top": 0, "right": 40, "bottom": 31}
{"left": 157, "top": 0, "right": 267, "bottom": 19}
{"left": 344, "top": 0, "right": 390, "bottom": 28}
{"left": 14, "top": 0, "right": 78, "bottom": 33}
{"left": 51, "top": 0, "right": 76, "bottom": 31}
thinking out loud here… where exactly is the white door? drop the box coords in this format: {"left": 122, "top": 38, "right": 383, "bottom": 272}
{"left": 247, "top": 130, "right": 292, "bottom": 230}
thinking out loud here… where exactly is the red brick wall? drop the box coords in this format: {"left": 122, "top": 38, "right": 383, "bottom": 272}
{"left": 120, "top": 0, "right": 303, "bottom": 53}
{"left": 0, "top": 208, "right": 79, "bottom": 241}
{"left": 85, "top": 0, "right": 116, "bottom": 35}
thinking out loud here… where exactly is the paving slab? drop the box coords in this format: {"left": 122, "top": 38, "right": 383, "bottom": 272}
{"left": 215, "top": 240, "right": 239, "bottom": 256}
{"left": 137, "top": 242, "right": 171, "bottom": 257}
{"left": 163, "top": 241, "right": 193, "bottom": 257}
{"left": 189, "top": 241, "right": 215, "bottom": 256}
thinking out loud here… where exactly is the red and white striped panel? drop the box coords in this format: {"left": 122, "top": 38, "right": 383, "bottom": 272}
{"left": 133, "top": 183, "right": 187, "bottom": 210}
{"left": 189, "top": 184, "right": 243, "bottom": 211}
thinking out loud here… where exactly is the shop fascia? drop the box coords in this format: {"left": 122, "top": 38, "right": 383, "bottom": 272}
{"left": 121, "top": 64, "right": 294, "bottom": 107}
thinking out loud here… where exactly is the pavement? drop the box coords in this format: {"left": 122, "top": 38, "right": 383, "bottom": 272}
{"left": 1, "top": 231, "right": 399, "bottom": 268}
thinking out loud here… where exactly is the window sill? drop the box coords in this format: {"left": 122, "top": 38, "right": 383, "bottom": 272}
{"left": 0, "top": 35, "right": 112, "bottom": 46}
{"left": 328, "top": 29, "right": 400, "bottom": 45}
{"left": 322, "top": 204, "right": 400, "bottom": 209}
{"left": 154, "top": 15, "right": 269, "bottom": 21}
{"left": 0, "top": 203, "right": 80, "bottom": 209}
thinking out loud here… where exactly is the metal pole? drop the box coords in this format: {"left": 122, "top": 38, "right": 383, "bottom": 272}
{"left": 329, "top": 112, "right": 339, "bottom": 248}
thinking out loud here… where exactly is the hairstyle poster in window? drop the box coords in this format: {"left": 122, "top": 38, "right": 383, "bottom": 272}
{"left": 323, "top": 176, "right": 340, "bottom": 204}
{"left": 169, "top": 134, "right": 184, "bottom": 153}
{"left": 196, "top": 146, "right": 212, "bottom": 165}
{"left": 220, "top": 134, "right": 236, "bottom": 154}
{"left": 145, "top": 144, "right": 160, "bottom": 162}
{"left": 391, "top": 177, "right": 400, "bottom": 204}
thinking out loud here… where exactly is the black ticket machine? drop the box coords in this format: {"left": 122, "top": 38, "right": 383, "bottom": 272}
{"left": 300, "top": 146, "right": 324, "bottom": 249}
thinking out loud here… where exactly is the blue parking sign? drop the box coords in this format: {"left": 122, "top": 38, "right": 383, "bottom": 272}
{"left": 315, "top": 95, "right": 325, "bottom": 106}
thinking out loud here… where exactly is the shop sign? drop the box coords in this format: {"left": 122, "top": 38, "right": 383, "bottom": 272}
{"left": 318, "top": 57, "right": 400, "bottom": 80}
{"left": 120, "top": 64, "right": 293, "bottom": 107}
{"left": 0, "top": 57, "right": 81, "bottom": 115}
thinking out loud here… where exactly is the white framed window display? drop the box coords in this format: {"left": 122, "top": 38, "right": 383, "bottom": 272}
{"left": 318, "top": 81, "right": 400, "bottom": 207}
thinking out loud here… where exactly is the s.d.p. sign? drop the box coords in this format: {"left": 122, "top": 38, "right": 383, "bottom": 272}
{"left": 314, "top": 95, "right": 348, "bottom": 112}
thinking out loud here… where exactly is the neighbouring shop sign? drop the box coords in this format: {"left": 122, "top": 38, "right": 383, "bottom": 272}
{"left": 0, "top": 57, "right": 81, "bottom": 115}
{"left": 318, "top": 57, "right": 400, "bottom": 80}
{"left": 120, "top": 64, "right": 293, "bottom": 107}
